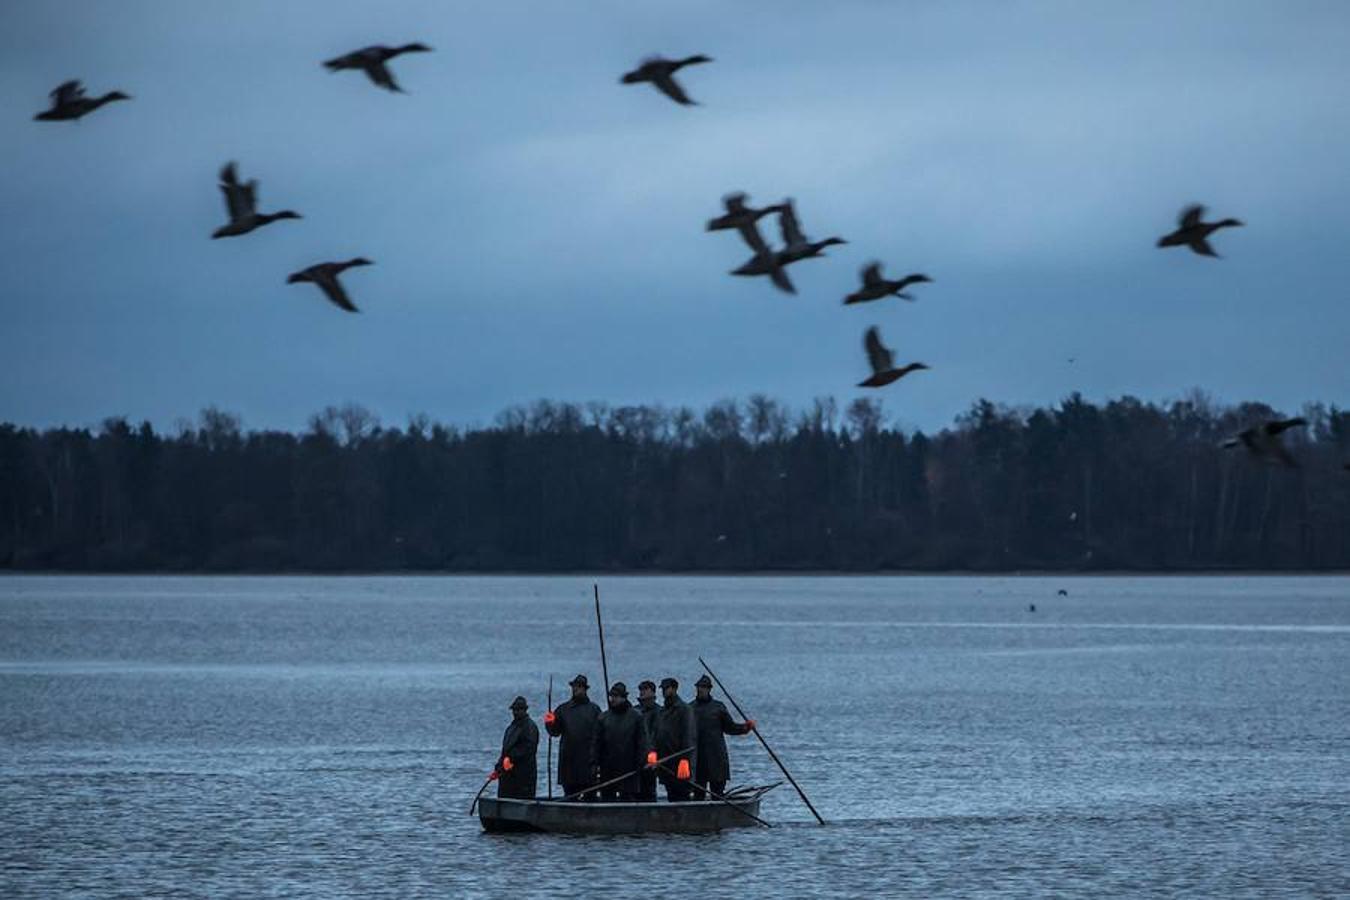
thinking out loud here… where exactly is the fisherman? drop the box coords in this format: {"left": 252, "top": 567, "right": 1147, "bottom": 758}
{"left": 589, "top": 682, "right": 652, "bottom": 802}
{"left": 544, "top": 674, "right": 602, "bottom": 800}
{"left": 492, "top": 695, "right": 539, "bottom": 799}
{"left": 690, "top": 673, "right": 754, "bottom": 800}
{"left": 636, "top": 680, "right": 660, "bottom": 802}
{"left": 653, "top": 676, "right": 697, "bottom": 802}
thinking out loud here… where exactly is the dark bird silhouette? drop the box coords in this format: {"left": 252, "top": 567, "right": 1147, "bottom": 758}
{"left": 34, "top": 81, "right": 130, "bottom": 121}
{"left": 1157, "top": 204, "right": 1243, "bottom": 257}
{"left": 286, "top": 259, "right": 373, "bottom": 312}
{"left": 211, "top": 162, "right": 301, "bottom": 239}
{"left": 844, "top": 262, "right": 932, "bottom": 305}
{"left": 732, "top": 199, "right": 845, "bottom": 282}
{"left": 1029, "top": 603, "right": 1037, "bottom": 612}
{"left": 1057, "top": 589, "right": 1068, "bottom": 596}
{"left": 1221, "top": 418, "right": 1307, "bottom": 467}
{"left": 323, "top": 44, "right": 432, "bottom": 93}
{"left": 706, "top": 193, "right": 785, "bottom": 237}
{"left": 858, "top": 326, "right": 928, "bottom": 388}
{"left": 731, "top": 218, "right": 795, "bottom": 294}
{"left": 620, "top": 55, "right": 712, "bottom": 106}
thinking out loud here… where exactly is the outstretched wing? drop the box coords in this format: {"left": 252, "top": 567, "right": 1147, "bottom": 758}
{"left": 651, "top": 72, "right": 694, "bottom": 105}
{"left": 1188, "top": 237, "right": 1219, "bottom": 258}
{"left": 1178, "top": 204, "right": 1205, "bottom": 228}
{"left": 778, "top": 200, "right": 806, "bottom": 248}
{"left": 864, "top": 326, "right": 893, "bottom": 375}
{"left": 723, "top": 192, "right": 749, "bottom": 214}
{"left": 315, "top": 270, "right": 360, "bottom": 312}
{"left": 861, "top": 262, "right": 884, "bottom": 288}
{"left": 736, "top": 219, "right": 773, "bottom": 256}
{"left": 52, "top": 80, "right": 85, "bottom": 105}
{"left": 363, "top": 61, "right": 403, "bottom": 92}
{"left": 218, "top": 162, "right": 253, "bottom": 220}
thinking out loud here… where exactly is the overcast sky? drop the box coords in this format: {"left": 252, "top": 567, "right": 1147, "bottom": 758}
{"left": 2, "top": 1, "right": 1347, "bottom": 434}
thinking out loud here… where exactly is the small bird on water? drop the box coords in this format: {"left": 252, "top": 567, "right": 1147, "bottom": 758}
{"left": 844, "top": 262, "right": 932, "bottom": 305}
{"left": 621, "top": 55, "right": 713, "bottom": 106}
{"left": 1157, "top": 204, "right": 1243, "bottom": 258}
{"left": 324, "top": 44, "right": 432, "bottom": 93}
{"left": 286, "top": 259, "right": 373, "bottom": 313}
{"left": 34, "top": 80, "right": 130, "bottom": 121}
{"left": 1221, "top": 418, "right": 1308, "bottom": 468}
{"left": 211, "top": 162, "right": 301, "bottom": 239}
{"left": 858, "top": 326, "right": 928, "bottom": 388}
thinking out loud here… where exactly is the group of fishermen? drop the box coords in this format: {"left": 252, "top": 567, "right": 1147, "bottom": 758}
{"left": 490, "top": 673, "right": 755, "bottom": 803}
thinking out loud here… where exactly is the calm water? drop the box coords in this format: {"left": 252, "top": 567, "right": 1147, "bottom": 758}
{"left": 2, "top": 575, "right": 1348, "bottom": 898}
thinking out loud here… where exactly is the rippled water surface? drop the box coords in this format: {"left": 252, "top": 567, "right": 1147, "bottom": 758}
{"left": 2, "top": 575, "right": 1348, "bottom": 897}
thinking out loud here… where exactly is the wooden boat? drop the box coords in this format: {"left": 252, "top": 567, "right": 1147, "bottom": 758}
{"left": 478, "top": 785, "right": 776, "bottom": 834}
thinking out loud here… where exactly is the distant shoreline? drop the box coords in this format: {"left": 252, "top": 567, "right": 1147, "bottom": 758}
{"left": 3, "top": 569, "right": 1348, "bottom": 578}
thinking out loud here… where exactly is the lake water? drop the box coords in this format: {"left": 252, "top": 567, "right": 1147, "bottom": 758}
{"left": 2, "top": 575, "right": 1348, "bottom": 897}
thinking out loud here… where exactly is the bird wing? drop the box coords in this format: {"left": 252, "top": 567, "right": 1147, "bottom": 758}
{"left": 723, "top": 192, "right": 748, "bottom": 213}
{"left": 52, "top": 80, "right": 85, "bottom": 105}
{"left": 323, "top": 50, "right": 362, "bottom": 70}
{"left": 218, "top": 163, "right": 251, "bottom": 220}
{"left": 315, "top": 270, "right": 360, "bottom": 312}
{"left": 1188, "top": 237, "right": 1219, "bottom": 258}
{"left": 1179, "top": 204, "right": 1205, "bottom": 228}
{"left": 651, "top": 72, "right": 694, "bottom": 105}
{"left": 778, "top": 200, "right": 806, "bottom": 248}
{"left": 864, "top": 327, "right": 893, "bottom": 375}
{"left": 861, "top": 262, "right": 883, "bottom": 288}
{"left": 769, "top": 263, "right": 796, "bottom": 295}
{"left": 363, "top": 61, "right": 403, "bottom": 92}
{"left": 736, "top": 219, "right": 773, "bottom": 256}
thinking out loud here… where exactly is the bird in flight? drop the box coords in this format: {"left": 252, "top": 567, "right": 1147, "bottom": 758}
{"left": 858, "top": 326, "right": 929, "bottom": 388}
{"left": 1157, "top": 204, "right": 1243, "bottom": 258}
{"left": 621, "top": 55, "right": 713, "bottom": 106}
{"left": 1221, "top": 418, "right": 1307, "bottom": 467}
{"left": 731, "top": 199, "right": 845, "bottom": 287}
{"left": 844, "top": 263, "right": 932, "bottom": 305}
{"left": 34, "top": 80, "right": 130, "bottom": 121}
{"left": 286, "top": 259, "right": 373, "bottom": 312}
{"left": 706, "top": 193, "right": 786, "bottom": 238}
{"left": 211, "top": 162, "right": 301, "bottom": 239}
{"left": 324, "top": 44, "right": 433, "bottom": 93}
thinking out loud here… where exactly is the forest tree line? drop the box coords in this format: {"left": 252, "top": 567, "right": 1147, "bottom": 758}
{"left": 1, "top": 393, "right": 1347, "bottom": 572}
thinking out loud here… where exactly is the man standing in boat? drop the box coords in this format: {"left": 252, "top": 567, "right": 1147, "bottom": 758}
{"left": 690, "top": 673, "right": 754, "bottom": 800}
{"left": 494, "top": 695, "right": 539, "bottom": 799}
{"left": 544, "top": 674, "right": 602, "bottom": 800}
{"left": 590, "top": 682, "right": 651, "bottom": 802}
{"left": 654, "top": 676, "right": 697, "bottom": 802}
{"left": 636, "top": 680, "right": 660, "bottom": 802}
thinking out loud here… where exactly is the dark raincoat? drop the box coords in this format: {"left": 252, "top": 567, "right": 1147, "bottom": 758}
{"left": 590, "top": 699, "right": 651, "bottom": 795}
{"left": 545, "top": 695, "right": 601, "bottom": 789}
{"left": 496, "top": 715, "right": 539, "bottom": 799}
{"left": 653, "top": 694, "right": 698, "bottom": 772}
{"left": 691, "top": 696, "right": 750, "bottom": 784}
{"left": 638, "top": 697, "right": 661, "bottom": 798}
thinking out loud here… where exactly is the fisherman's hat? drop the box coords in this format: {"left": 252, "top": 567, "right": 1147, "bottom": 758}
{"left": 509, "top": 695, "right": 529, "bottom": 710}
{"left": 694, "top": 674, "right": 713, "bottom": 689}
{"left": 569, "top": 674, "right": 589, "bottom": 688}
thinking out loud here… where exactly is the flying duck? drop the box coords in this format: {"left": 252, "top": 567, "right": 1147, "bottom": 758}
{"left": 286, "top": 259, "right": 373, "bottom": 312}
{"left": 844, "top": 263, "right": 932, "bottom": 305}
{"left": 323, "top": 44, "right": 432, "bottom": 93}
{"left": 620, "top": 55, "right": 712, "bottom": 106}
{"left": 1157, "top": 204, "right": 1243, "bottom": 257}
{"left": 211, "top": 162, "right": 301, "bottom": 239}
{"left": 34, "top": 81, "right": 130, "bottom": 121}
{"left": 706, "top": 192, "right": 785, "bottom": 236}
{"left": 858, "top": 326, "right": 928, "bottom": 388}
{"left": 1221, "top": 417, "right": 1307, "bottom": 467}
{"left": 732, "top": 199, "right": 845, "bottom": 279}
{"left": 730, "top": 218, "right": 795, "bottom": 294}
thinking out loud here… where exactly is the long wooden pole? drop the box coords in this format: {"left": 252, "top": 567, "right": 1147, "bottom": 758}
{"left": 594, "top": 583, "right": 610, "bottom": 692}
{"left": 698, "top": 656, "right": 826, "bottom": 825}
{"left": 546, "top": 674, "right": 554, "bottom": 799}
{"left": 655, "top": 764, "right": 772, "bottom": 828}
{"left": 559, "top": 747, "right": 692, "bottom": 801}
{"left": 468, "top": 772, "right": 494, "bottom": 815}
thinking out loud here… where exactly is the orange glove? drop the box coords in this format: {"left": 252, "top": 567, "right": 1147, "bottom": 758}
{"left": 488, "top": 770, "right": 499, "bottom": 781}
{"left": 543, "top": 711, "right": 556, "bottom": 725}
{"left": 501, "top": 756, "right": 514, "bottom": 772}
{"left": 646, "top": 751, "right": 658, "bottom": 767}
{"left": 676, "top": 758, "right": 691, "bottom": 780}
{"left": 744, "top": 719, "right": 756, "bottom": 732}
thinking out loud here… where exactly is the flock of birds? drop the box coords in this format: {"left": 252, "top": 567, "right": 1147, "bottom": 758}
{"left": 28, "top": 46, "right": 1340, "bottom": 470}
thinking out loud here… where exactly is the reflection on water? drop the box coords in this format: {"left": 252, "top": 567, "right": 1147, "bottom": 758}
{"left": 2, "top": 575, "right": 1348, "bottom": 897}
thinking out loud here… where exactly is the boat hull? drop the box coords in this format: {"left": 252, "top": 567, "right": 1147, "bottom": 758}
{"left": 478, "top": 796, "right": 763, "bottom": 834}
